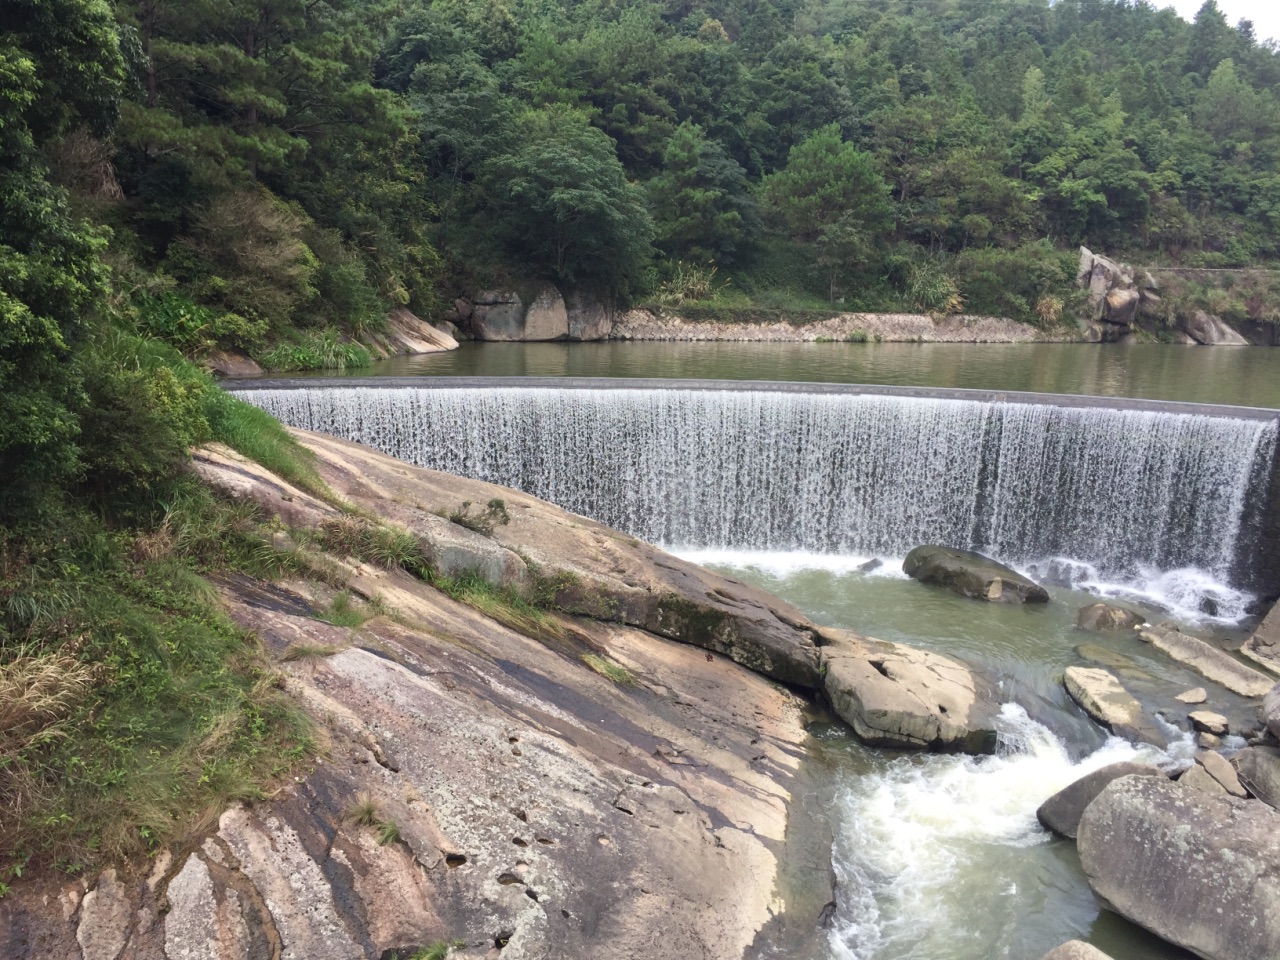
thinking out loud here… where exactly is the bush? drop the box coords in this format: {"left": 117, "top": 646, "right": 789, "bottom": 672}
{"left": 954, "top": 241, "right": 1078, "bottom": 323}
{"left": 256, "top": 329, "right": 372, "bottom": 373}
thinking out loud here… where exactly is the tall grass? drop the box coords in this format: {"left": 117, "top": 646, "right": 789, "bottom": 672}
{"left": 203, "top": 389, "right": 328, "bottom": 498}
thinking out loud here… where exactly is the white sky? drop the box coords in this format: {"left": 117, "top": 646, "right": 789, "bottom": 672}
{"left": 1163, "top": 0, "right": 1280, "bottom": 45}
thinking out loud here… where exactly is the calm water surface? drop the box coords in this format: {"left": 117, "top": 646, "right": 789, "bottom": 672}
{"left": 332, "top": 341, "right": 1280, "bottom": 409}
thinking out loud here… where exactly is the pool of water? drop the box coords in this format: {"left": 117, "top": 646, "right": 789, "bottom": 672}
{"left": 321, "top": 341, "right": 1280, "bottom": 410}
{"left": 683, "top": 552, "right": 1249, "bottom": 960}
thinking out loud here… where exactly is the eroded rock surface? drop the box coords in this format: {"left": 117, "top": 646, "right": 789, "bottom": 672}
{"left": 1233, "top": 746, "right": 1280, "bottom": 808}
{"left": 903, "top": 546, "right": 1048, "bottom": 604}
{"left": 1241, "top": 603, "right": 1280, "bottom": 677}
{"left": 1078, "top": 776, "right": 1280, "bottom": 960}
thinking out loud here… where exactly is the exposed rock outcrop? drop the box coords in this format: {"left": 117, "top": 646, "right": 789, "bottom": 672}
{"left": 903, "top": 545, "right": 1049, "bottom": 604}
{"left": 1075, "top": 602, "right": 1144, "bottom": 632}
{"left": 1078, "top": 247, "right": 1153, "bottom": 341}
{"left": 1181, "top": 309, "right": 1249, "bottom": 346}
{"left": 819, "top": 629, "right": 1000, "bottom": 753}
{"left": 1035, "top": 762, "right": 1164, "bottom": 839}
{"left": 377, "top": 306, "right": 459, "bottom": 356}
{"left": 566, "top": 290, "right": 614, "bottom": 341}
{"left": 470, "top": 284, "right": 570, "bottom": 341}
{"left": 203, "top": 347, "right": 264, "bottom": 378}
{"left": 1077, "top": 776, "right": 1280, "bottom": 960}
{"left": 1063, "top": 666, "right": 1167, "bottom": 747}
{"left": 1138, "top": 623, "right": 1274, "bottom": 697}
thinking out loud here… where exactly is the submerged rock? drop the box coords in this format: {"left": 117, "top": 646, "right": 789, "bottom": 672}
{"left": 902, "top": 546, "right": 1049, "bottom": 604}
{"left": 1078, "top": 776, "right": 1280, "bottom": 960}
{"left": 1038, "top": 941, "right": 1116, "bottom": 960}
{"left": 1036, "top": 762, "right": 1164, "bottom": 839}
{"left": 1062, "top": 666, "right": 1167, "bottom": 747}
{"left": 1175, "top": 687, "right": 1208, "bottom": 704}
{"left": 820, "top": 628, "right": 1000, "bottom": 754}
{"left": 1076, "top": 602, "right": 1144, "bottom": 632}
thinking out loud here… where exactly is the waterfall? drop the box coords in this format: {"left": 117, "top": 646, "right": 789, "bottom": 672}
{"left": 237, "top": 384, "right": 1278, "bottom": 590}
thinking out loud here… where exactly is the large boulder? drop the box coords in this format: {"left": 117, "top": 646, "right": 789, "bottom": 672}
{"left": 469, "top": 284, "right": 570, "bottom": 341}
{"left": 1077, "top": 776, "right": 1280, "bottom": 960}
{"left": 820, "top": 629, "right": 1000, "bottom": 754}
{"left": 1103, "top": 287, "right": 1141, "bottom": 326}
{"left": 1241, "top": 602, "right": 1280, "bottom": 677}
{"left": 1063, "top": 666, "right": 1167, "bottom": 747}
{"left": 1036, "top": 762, "right": 1164, "bottom": 839}
{"left": 1138, "top": 623, "right": 1274, "bottom": 697}
{"left": 902, "top": 546, "right": 1048, "bottom": 604}
{"left": 1266, "top": 683, "right": 1280, "bottom": 740}
{"left": 381, "top": 307, "right": 458, "bottom": 355}
{"left": 1233, "top": 746, "right": 1280, "bottom": 809}
{"left": 567, "top": 290, "right": 614, "bottom": 340}
{"left": 1076, "top": 602, "right": 1144, "bottom": 632}
{"left": 1181, "top": 309, "right": 1249, "bottom": 346}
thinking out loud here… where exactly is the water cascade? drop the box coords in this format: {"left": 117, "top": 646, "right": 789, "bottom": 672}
{"left": 237, "top": 382, "right": 1278, "bottom": 593}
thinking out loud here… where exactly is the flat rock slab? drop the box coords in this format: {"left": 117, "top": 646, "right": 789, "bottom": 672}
{"left": 1180, "top": 761, "right": 1227, "bottom": 795}
{"left": 1199, "top": 751, "right": 1247, "bottom": 797}
{"left": 1063, "top": 666, "right": 1167, "bottom": 747}
{"left": 1078, "top": 776, "right": 1280, "bottom": 960}
{"left": 1176, "top": 687, "right": 1207, "bottom": 704}
{"left": 1036, "top": 762, "right": 1164, "bottom": 839}
{"left": 903, "top": 545, "right": 1049, "bottom": 604}
{"left": 1138, "top": 623, "right": 1273, "bottom": 697}
{"left": 820, "top": 629, "right": 999, "bottom": 754}
{"left": 1039, "top": 941, "right": 1116, "bottom": 960}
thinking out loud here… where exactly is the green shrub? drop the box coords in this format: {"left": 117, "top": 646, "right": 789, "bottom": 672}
{"left": 256, "top": 329, "right": 372, "bottom": 372}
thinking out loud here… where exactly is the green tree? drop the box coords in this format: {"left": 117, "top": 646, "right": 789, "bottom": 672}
{"left": 647, "top": 121, "right": 758, "bottom": 266}
{"left": 0, "top": 0, "right": 125, "bottom": 511}
{"left": 484, "top": 106, "right": 655, "bottom": 295}
{"left": 761, "top": 124, "right": 893, "bottom": 298}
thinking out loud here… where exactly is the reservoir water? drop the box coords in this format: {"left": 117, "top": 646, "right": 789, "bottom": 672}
{"left": 312, "top": 341, "right": 1280, "bottom": 410}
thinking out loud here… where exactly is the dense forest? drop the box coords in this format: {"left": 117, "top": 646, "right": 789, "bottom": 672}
{"left": 2, "top": 0, "right": 1280, "bottom": 873}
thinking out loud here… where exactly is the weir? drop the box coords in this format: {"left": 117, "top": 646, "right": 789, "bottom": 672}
{"left": 230, "top": 378, "right": 1280, "bottom": 596}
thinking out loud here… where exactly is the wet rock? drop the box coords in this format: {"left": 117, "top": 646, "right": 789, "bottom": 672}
{"left": 1078, "top": 776, "right": 1280, "bottom": 960}
{"left": 1189, "top": 710, "right": 1229, "bottom": 736}
{"left": 1073, "top": 644, "right": 1152, "bottom": 682}
{"left": 1175, "top": 687, "right": 1208, "bottom": 704}
{"left": 1076, "top": 602, "right": 1144, "bottom": 632}
{"left": 1038, "top": 941, "right": 1116, "bottom": 960}
{"left": 1137, "top": 623, "right": 1273, "bottom": 697}
{"left": 1197, "top": 732, "right": 1223, "bottom": 750}
{"left": 1233, "top": 746, "right": 1280, "bottom": 808}
{"left": 1063, "top": 666, "right": 1166, "bottom": 747}
{"left": 857, "top": 558, "right": 883, "bottom": 574}
{"left": 1036, "top": 762, "right": 1164, "bottom": 839}
{"left": 820, "top": 629, "right": 999, "bottom": 754}
{"left": 1199, "top": 751, "right": 1247, "bottom": 797}
{"left": 902, "top": 546, "right": 1048, "bottom": 604}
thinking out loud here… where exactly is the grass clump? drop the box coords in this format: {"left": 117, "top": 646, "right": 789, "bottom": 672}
{"left": 435, "top": 571, "right": 566, "bottom": 644}
{"left": 202, "top": 389, "right": 327, "bottom": 499}
{"left": 280, "top": 642, "right": 344, "bottom": 665}
{"left": 389, "top": 943, "right": 463, "bottom": 960}
{"left": 255, "top": 329, "right": 372, "bottom": 373}
{"left": 315, "top": 591, "right": 369, "bottom": 628}
{"left": 0, "top": 503, "right": 312, "bottom": 869}
{"left": 581, "top": 653, "right": 632, "bottom": 685}
{"left": 316, "top": 517, "right": 432, "bottom": 579}
{"left": 344, "top": 792, "right": 401, "bottom": 846}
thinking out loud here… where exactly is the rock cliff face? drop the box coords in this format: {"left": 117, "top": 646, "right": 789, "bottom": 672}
{"left": 459, "top": 285, "right": 615, "bottom": 342}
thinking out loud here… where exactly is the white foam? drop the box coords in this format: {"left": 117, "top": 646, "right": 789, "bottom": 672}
{"left": 670, "top": 548, "right": 911, "bottom": 579}
{"left": 828, "top": 704, "right": 1172, "bottom": 960}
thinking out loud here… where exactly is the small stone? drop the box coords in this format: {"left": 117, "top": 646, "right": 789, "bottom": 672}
{"left": 857, "top": 558, "right": 883, "bottom": 574}
{"left": 1188, "top": 710, "right": 1229, "bottom": 736}
{"left": 1175, "top": 687, "right": 1207, "bottom": 704}
{"left": 1196, "top": 732, "right": 1222, "bottom": 750}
